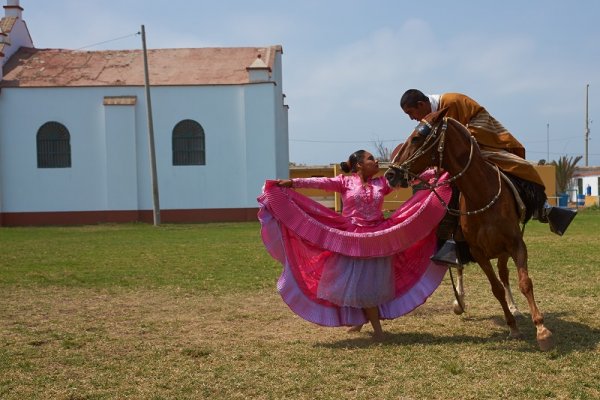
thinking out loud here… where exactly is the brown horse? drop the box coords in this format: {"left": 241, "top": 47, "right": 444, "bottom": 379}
{"left": 386, "top": 108, "right": 554, "bottom": 351}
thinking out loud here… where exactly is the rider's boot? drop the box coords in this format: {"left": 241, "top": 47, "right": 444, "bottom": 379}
{"left": 533, "top": 202, "right": 577, "bottom": 236}
{"left": 431, "top": 238, "right": 460, "bottom": 266}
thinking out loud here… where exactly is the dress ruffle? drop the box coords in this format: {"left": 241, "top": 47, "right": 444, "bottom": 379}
{"left": 258, "top": 179, "right": 450, "bottom": 258}
{"left": 258, "top": 174, "right": 452, "bottom": 327}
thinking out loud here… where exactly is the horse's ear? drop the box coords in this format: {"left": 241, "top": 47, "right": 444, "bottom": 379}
{"left": 426, "top": 106, "right": 450, "bottom": 123}
{"left": 391, "top": 142, "right": 404, "bottom": 161}
{"left": 438, "top": 106, "right": 450, "bottom": 118}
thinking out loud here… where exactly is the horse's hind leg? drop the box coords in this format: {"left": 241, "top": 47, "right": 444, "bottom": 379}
{"left": 512, "top": 240, "right": 554, "bottom": 351}
{"left": 497, "top": 254, "right": 522, "bottom": 317}
{"left": 452, "top": 266, "right": 466, "bottom": 315}
{"left": 473, "top": 254, "right": 522, "bottom": 340}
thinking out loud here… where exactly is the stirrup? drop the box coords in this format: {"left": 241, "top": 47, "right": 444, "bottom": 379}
{"left": 431, "top": 239, "right": 460, "bottom": 266}
{"left": 546, "top": 206, "right": 577, "bottom": 236}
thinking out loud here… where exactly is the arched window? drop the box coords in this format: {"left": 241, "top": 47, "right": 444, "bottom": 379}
{"left": 37, "top": 122, "right": 71, "bottom": 168}
{"left": 172, "top": 119, "right": 205, "bottom": 166}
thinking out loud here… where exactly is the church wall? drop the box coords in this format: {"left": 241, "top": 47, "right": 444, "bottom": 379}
{"left": 104, "top": 101, "right": 139, "bottom": 211}
{"left": 0, "top": 16, "right": 33, "bottom": 63}
{"left": 272, "top": 51, "right": 290, "bottom": 181}
{"left": 142, "top": 84, "right": 263, "bottom": 210}
{"left": 0, "top": 87, "right": 109, "bottom": 212}
{"left": 242, "top": 83, "right": 278, "bottom": 204}
{"left": 0, "top": 82, "right": 281, "bottom": 222}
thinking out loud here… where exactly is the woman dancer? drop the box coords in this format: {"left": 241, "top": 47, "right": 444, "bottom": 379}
{"left": 258, "top": 150, "right": 451, "bottom": 340}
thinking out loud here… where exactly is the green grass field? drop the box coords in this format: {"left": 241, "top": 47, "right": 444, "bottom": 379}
{"left": 1, "top": 211, "right": 598, "bottom": 399}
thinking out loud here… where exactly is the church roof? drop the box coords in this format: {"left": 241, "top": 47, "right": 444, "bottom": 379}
{"left": 0, "top": 45, "right": 282, "bottom": 88}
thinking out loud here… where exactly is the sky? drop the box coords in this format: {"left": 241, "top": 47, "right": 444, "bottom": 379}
{"left": 20, "top": 0, "right": 600, "bottom": 166}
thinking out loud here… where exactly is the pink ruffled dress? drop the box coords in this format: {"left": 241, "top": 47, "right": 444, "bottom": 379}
{"left": 257, "top": 170, "right": 452, "bottom": 327}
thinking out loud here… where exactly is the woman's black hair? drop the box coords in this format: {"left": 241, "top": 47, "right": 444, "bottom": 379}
{"left": 400, "top": 89, "right": 428, "bottom": 109}
{"left": 340, "top": 150, "right": 366, "bottom": 173}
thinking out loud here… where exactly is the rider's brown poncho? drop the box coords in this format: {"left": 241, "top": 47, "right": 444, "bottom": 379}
{"left": 439, "top": 93, "right": 545, "bottom": 187}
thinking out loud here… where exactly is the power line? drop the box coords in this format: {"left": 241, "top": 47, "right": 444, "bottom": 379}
{"left": 528, "top": 150, "right": 600, "bottom": 156}
{"left": 75, "top": 32, "right": 141, "bottom": 50}
{"left": 291, "top": 138, "right": 401, "bottom": 144}
{"left": 524, "top": 135, "right": 583, "bottom": 144}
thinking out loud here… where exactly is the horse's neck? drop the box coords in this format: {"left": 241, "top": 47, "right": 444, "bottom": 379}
{"left": 442, "top": 121, "right": 499, "bottom": 206}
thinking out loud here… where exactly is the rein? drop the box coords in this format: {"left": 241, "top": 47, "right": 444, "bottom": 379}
{"left": 390, "top": 117, "right": 503, "bottom": 217}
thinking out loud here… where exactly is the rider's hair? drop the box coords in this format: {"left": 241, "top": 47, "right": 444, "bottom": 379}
{"left": 400, "top": 89, "right": 429, "bottom": 109}
{"left": 340, "top": 150, "right": 366, "bottom": 173}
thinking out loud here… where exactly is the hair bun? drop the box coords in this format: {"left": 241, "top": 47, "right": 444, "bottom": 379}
{"left": 340, "top": 161, "right": 351, "bottom": 173}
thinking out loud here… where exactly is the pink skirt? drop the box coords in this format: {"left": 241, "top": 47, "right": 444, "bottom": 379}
{"left": 257, "top": 175, "right": 452, "bottom": 327}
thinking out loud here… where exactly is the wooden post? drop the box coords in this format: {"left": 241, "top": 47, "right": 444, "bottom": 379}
{"left": 141, "top": 25, "right": 160, "bottom": 225}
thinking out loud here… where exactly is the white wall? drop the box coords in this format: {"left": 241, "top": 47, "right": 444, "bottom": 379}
{"left": 147, "top": 84, "right": 260, "bottom": 210}
{"left": 104, "top": 103, "right": 138, "bottom": 210}
{"left": 0, "top": 88, "right": 107, "bottom": 212}
{"left": 272, "top": 51, "right": 289, "bottom": 181}
{"left": 243, "top": 83, "right": 278, "bottom": 204}
{"left": 577, "top": 176, "right": 599, "bottom": 196}
{"left": 0, "top": 81, "right": 287, "bottom": 214}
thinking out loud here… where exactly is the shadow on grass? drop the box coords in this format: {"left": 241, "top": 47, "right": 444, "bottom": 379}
{"left": 515, "top": 311, "right": 600, "bottom": 354}
{"left": 463, "top": 311, "right": 600, "bottom": 354}
{"left": 316, "top": 312, "right": 599, "bottom": 355}
{"left": 317, "top": 330, "right": 501, "bottom": 350}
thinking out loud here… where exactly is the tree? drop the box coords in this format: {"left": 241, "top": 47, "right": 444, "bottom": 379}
{"left": 551, "top": 155, "right": 583, "bottom": 194}
{"left": 373, "top": 140, "right": 392, "bottom": 162}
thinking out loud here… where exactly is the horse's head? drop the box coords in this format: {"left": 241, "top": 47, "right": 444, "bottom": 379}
{"left": 385, "top": 107, "right": 449, "bottom": 188}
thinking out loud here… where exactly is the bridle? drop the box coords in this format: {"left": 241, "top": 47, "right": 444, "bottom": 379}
{"left": 389, "top": 117, "right": 502, "bottom": 217}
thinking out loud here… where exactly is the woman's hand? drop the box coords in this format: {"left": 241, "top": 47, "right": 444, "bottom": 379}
{"left": 276, "top": 179, "right": 293, "bottom": 187}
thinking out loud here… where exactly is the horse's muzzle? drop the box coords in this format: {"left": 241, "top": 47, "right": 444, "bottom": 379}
{"left": 385, "top": 167, "right": 409, "bottom": 188}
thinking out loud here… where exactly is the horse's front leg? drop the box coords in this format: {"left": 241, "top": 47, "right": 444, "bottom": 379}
{"left": 511, "top": 240, "right": 554, "bottom": 351}
{"left": 452, "top": 266, "right": 466, "bottom": 315}
{"left": 472, "top": 251, "right": 522, "bottom": 340}
{"left": 497, "top": 254, "right": 522, "bottom": 317}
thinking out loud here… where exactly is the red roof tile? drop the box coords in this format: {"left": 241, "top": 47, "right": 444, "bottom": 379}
{"left": 1, "top": 45, "right": 282, "bottom": 87}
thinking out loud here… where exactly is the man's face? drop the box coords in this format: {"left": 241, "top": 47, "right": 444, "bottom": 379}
{"left": 402, "top": 101, "right": 431, "bottom": 121}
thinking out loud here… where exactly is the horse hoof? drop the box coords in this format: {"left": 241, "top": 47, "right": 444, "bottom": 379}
{"left": 507, "top": 331, "right": 524, "bottom": 340}
{"left": 452, "top": 301, "right": 465, "bottom": 315}
{"left": 510, "top": 309, "right": 523, "bottom": 318}
{"left": 537, "top": 328, "right": 554, "bottom": 351}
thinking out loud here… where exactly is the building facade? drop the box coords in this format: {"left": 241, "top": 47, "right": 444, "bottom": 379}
{"left": 0, "top": 1, "right": 288, "bottom": 226}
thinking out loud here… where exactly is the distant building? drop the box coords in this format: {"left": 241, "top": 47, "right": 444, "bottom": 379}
{"left": 0, "top": 1, "right": 288, "bottom": 226}
{"left": 572, "top": 166, "right": 600, "bottom": 206}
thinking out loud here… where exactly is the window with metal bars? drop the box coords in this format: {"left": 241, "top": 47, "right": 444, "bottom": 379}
{"left": 172, "top": 119, "right": 205, "bottom": 166}
{"left": 36, "top": 122, "right": 72, "bottom": 168}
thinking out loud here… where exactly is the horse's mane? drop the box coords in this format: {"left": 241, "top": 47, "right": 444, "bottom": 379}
{"left": 445, "top": 117, "right": 545, "bottom": 224}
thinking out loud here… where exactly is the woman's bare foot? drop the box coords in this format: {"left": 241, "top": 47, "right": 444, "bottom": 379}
{"left": 372, "top": 332, "right": 385, "bottom": 342}
{"left": 347, "top": 325, "right": 363, "bottom": 333}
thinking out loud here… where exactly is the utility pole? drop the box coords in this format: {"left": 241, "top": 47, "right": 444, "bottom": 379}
{"left": 546, "top": 123, "right": 550, "bottom": 162}
{"left": 141, "top": 25, "right": 161, "bottom": 225}
{"left": 585, "top": 84, "right": 590, "bottom": 167}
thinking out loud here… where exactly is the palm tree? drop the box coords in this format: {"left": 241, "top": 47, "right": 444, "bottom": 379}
{"left": 551, "top": 155, "right": 583, "bottom": 194}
